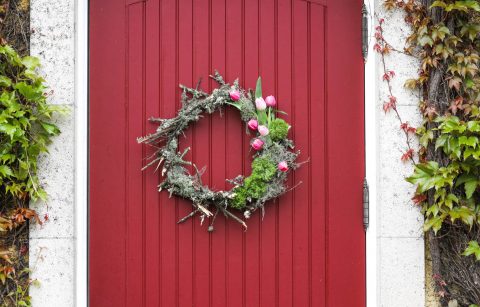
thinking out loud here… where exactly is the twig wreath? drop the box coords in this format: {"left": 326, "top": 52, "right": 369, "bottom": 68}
{"left": 138, "top": 72, "right": 301, "bottom": 231}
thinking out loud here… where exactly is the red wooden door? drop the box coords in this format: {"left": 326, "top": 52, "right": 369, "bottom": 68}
{"left": 90, "top": 0, "right": 365, "bottom": 306}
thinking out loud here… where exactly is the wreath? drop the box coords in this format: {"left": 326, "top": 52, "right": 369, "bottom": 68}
{"left": 138, "top": 72, "right": 301, "bottom": 230}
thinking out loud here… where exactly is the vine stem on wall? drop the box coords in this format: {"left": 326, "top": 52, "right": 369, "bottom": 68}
{"left": 374, "top": 16, "right": 418, "bottom": 165}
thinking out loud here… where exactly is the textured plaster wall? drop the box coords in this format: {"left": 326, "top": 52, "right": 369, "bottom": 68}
{"left": 29, "top": 0, "right": 76, "bottom": 306}
{"left": 375, "top": 2, "right": 426, "bottom": 306}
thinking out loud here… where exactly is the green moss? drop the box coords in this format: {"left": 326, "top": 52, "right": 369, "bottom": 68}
{"left": 231, "top": 157, "right": 276, "bottom": 208}
{"left": 251, "top": 157, "right": 277, "bottom": 181}
{"left": 231, "top": 186, "right": 248, "bottom": 209}
{"left": 269, "top": 118, "right": 289, "bottom": 142}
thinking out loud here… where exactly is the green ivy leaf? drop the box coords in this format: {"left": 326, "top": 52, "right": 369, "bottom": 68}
{"left": 0, "top": 123, "right": 17, "bottom": 139}
{"left": 0, "top": 165, "right": 13, "bottom": 177}
{"left": 21, "top": 56, "right": 40, "bottom": 70}
{"left": 418, "top": 35, "right": 434, "bottom": 47}
{"left": 464, "top": 179, "right": 477, "bottom": 198}
{"left": 0, "top": 76, "right": 12, "bottom": 87}
{"left": 406, "top": 161, "right": 439, "bottom": 192}
{"left": 424, "top": 215, "right": 444, "bottom": 234}
{"left": 430, "top": 1, "right": 446, "bottom": 9}
{"left": 463, "top": 241, "right": 480, "bottom": 261}
{"left": 14, "top": 82, "right": 43, "bottom": 101}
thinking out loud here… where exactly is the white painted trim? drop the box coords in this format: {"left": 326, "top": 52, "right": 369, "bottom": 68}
{"left": 74, "top": 0, "right": 89, "bottom": 306}
{"left": 364, "top": 0, "right": 378, "bottom": 306}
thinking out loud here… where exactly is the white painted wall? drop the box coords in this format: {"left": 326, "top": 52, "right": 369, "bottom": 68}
{"left": 374, "top": 1, "right": 425, "bottom": 306}
{"left": 29, "top": 0, "right": 76, "bottom": 306}
{"left": 25, "top": 0, "right": 426, "bottom": 306}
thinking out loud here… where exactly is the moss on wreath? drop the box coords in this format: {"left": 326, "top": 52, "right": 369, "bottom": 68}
{"left": 269, "top": 118, "right": 289, "bottom": 142}
{"left": 231, "top": 157, "right": 277, "bottom": 209}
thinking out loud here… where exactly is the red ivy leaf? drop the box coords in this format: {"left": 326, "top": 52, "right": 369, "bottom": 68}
{"left": 401, "top": 149, "right": 414, "bottom": 162}
{"left": 411, "top": 194, "right": 427, "bottom": 205}
{"left": 400, "top": 122, "right": 416, "bottom": 134}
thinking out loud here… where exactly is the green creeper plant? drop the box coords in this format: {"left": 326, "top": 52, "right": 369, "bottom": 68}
{"left": 0, "top": 43, "right": 63, "bottom": 306}
{"left": 0, "top": 44, "right": 64, "bottom": 203}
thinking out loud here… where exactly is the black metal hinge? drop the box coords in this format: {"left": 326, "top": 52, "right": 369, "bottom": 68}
{"left": 363, "top": 178, "right": 369, "bottom": 230}
{"left": 362, "top": 4, "right": 369, "bottom": 62}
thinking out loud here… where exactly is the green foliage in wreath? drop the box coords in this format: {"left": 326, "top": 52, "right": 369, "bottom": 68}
{"left": 231, "top": 157, "right": 277, "bottom": 209}
{"left": 269, "top": 118, "right": 290, "bottom": 142}
{"left": 138, "top": 71, "right": 301, "bottom": 230}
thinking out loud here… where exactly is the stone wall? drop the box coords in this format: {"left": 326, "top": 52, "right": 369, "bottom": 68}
{"left": 375, "top": 1, "right": 426, "bottom": 306}
{"left": 29, "top": 0, "right": 75, "bottom": 305}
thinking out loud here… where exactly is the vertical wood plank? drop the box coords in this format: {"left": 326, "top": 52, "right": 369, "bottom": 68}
{"left": 225, "top": 0, "right": 244, "bottom": 305}
{"left": 291, "top": 1, "right": 309, "bottom": 305}
{"left": 89, "top": 0, "right": 127, "bottom": 305}
{"left": 258, "top": 0, "right": 277, "bottom": 306}
{"left": 126, "top": 4, "right": 145, "bottom": 306}
{"left": 192, "top": 0, "right": 212, "bottom": 305}
{"left": 243, "top": 0, "right": 260, "bottom": 305}
{"left": 177, "top": 0, "right": 194, "bottom": 305}
{"left": 277, "top": 0, "right": 294, "bottom": 306}
{"left": 326, "top": 1, "right": 366, "bottom": 306}
{"left": 310, "top": 5, "right": 327, "bottom": 307}
{"left": 159, "top": 1, "right": 178, "bottom": 305}
{"left": 145, "top": 1, "right": 161, "bottom": 306}
{"left": 210, "top": 0, "right": 228, "bottom": 305}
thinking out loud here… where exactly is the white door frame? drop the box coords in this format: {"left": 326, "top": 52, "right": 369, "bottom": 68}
{"left": 74, "top": 0, "right": 89, "bottom": 306}
{"left": 364, "top": 0, "right": 378, "bottom": 306}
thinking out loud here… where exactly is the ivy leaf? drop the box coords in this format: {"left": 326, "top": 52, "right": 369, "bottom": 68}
{"left": 406, "top": 161, "right": 439, "bottom": 192}
{"left": 0, "top": 165, "right": 13, "bottom": 177}
{"left": 424, "top": 215, "right": 444, "bottom": 234}
{"left": 456, "top": 173, "right": 478, "bottom": 198}
{"left": 255, "top": 76, "right": 262, "bottom": 99}
{"left": 430, "top": 1, "right": 446, "bottom": 9}
{"left": 21, "top": 56, "right": 40, "bottom": 70}
{"left": 461, "top": 24, "right": 480, "bottom": 41}
{"left": 0, "top": 123, "right": 17, "bottom": 139}
{"left": 435, "top": 134, "right": 449, "bottom": 150}
{"left": 464, "top": 180, "right": 478, "bottom": 198}
{"left": 0, "top": 76, "right": 11, "bottom": 88}
{"left": 449, "top": 206, "right": 475, "bottom": 225}
{"left": 418, "top": 35, "right": 434, "bottom": 47}
{"left": 40, "top": 122, "right": 60, "bottom": 136}
{"left": 14, "top": 82, "right": 43, "bottom": 101}
{"left": 462, "top": 241, "right": 480, "bottom": 261}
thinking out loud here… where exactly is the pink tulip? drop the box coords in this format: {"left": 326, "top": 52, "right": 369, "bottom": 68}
{"left": 255, "top": 97, "right": 266, "bottom": 110}
{"left": 278, "top": 161, "right": 288, "bottom": 172}
{"left": 258, "top": 125, "right": 269, "bottom": 136}
{"left": 251, "top": 139, "right": 264, "bottom": 151}
{"left": 248, "top": 119, "right": 258, "bottom": 130}
{"left": 265, "top": 95, "right": 276, "bottom": 107}
{"left": 229, "top": 90, "right": 241, "bottom": 101}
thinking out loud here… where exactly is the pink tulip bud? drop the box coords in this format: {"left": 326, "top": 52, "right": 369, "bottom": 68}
{"left": 278, "top": 161, "right": 288, "bottom": 172}
{"left": 265, "top": 95, "right": 276, "bottom": 107}
{"left": 248, "top": 119, "right": 258, "bottom": 130}
{"left": 255, "top": 97, "right": 266, "bottom": 110}
{"left": 229, "top": 90, "right": 241, "bottom": 101}
{"left": 251, "top": 139, "right": 264, "bottom": 151}
{"left": 258, "top": 125, "right": 269, "bottom": 136}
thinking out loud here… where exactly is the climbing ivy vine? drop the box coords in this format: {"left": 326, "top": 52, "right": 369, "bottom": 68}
{"left": 379, "top": 0, "right": 480, "bottom": 305}
{"left": 0, "top": 43, "right": 64, "bottom": 306}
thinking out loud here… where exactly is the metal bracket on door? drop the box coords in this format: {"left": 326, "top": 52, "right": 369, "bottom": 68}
{"left": 362, "top": 4, "right": 369, "bottom": 62}
{"left": 363, "top": 178, "right": 369, "bottom": 230}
